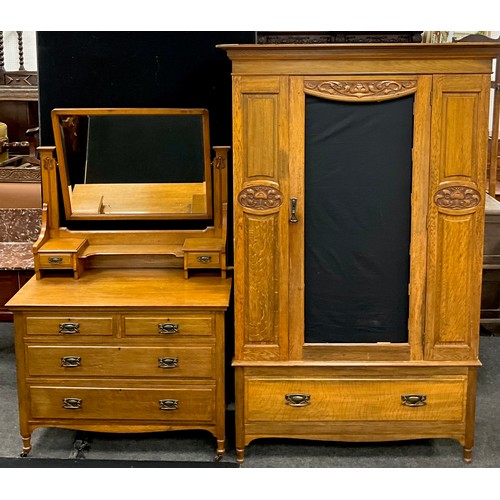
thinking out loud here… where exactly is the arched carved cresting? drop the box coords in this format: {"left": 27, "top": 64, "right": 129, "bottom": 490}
{"left": 425, "top": 74, "right": 491, "bottom": 361}
{"left": 232, "top": 75, "right": 290, "bottom": 361}
{"left": 304, "top": 78, "right": 417, "bottom": 102}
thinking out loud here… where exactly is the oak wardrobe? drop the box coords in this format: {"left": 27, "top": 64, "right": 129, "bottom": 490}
{"left": 220, "top": 42, "right": 500, "bottom": 463}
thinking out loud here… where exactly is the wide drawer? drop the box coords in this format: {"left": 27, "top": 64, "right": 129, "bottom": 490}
{"left": 123, "top": 315, "right": 213, "bottom": 337}
{"left": 246, "top": 377, "right": 467, "bottom": 422}
{"left": 27, "top": 345, "right": 214, "bottom": 379}
{"left": 29, "top": 385, "right": 215, "bottom": 422}
{"left": 25, "top": 316, "right": 114, "bottom": 336}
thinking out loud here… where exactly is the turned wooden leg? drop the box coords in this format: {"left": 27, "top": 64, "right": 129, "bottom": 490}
{"left": 236, "top": 447, "right": 245, "bottom": 464}
{"left": 214, "top": 438, "right": 225, "bottom": 462}
{"left": 20, "top": 435, "right": 32, "bottom": 457}
{"left": 463, "top": 447, "right": 473, "bottom": 464}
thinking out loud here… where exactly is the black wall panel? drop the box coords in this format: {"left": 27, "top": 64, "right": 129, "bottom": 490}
{"left": 36, "top": 31, "right": 256, "bottom": 146}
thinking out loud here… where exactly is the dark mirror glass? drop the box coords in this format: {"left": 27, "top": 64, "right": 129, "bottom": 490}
{"left": 304, "top": 95, "right": 414, "bottom": 344}
{"left": 52, "top": 109, "right": 213, "bottom": 220}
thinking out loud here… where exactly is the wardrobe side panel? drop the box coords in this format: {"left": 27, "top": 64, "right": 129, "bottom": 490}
{"left": 425, "top": 74, "right": 490, "bottom": 361}
{"left": 232, "top": 76, "right": 290, "bottom": 361}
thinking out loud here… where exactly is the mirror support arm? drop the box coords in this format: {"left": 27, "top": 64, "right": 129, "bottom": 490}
{"left": 212, "top": 146, "right": 230, "bottom": 240}
{"left": 38, "top": 146, "right": 59, "bottom": 235}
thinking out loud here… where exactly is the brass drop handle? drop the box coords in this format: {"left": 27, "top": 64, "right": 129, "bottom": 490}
{"left": 285, "top": 393, "right": 311, "bottom": 407}
{"left": 158, "top": 323, "right": 179, "bottom": 334}
{"left": 61, "top": 356, "right": 81, "bottom": 368}
{"left": 197, "top": 255, "right": 212, "bottom": 264}
{"left": 59, "top": 322, "right": 80, "bottom": 334}
{"left": 159, "top": 399, "right": 179, "bottom": 411}
{"left": 401, "top": 394, "right": 427, "bottom": 407}
{"left": 289, "top": 198, "right": 299, "bottom": 223}
{"left": 48, "top": 257, "right": 63, "bottom": 264}
{"left": 62, "top": 398, "right": 82, "bottom": 410}
{"left": 158, "top": 357, "right": 179, "bottom": 369}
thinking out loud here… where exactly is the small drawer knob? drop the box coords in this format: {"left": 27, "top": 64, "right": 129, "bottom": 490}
{"left": 197, "top": 255, "right": 212, "bottom": 264}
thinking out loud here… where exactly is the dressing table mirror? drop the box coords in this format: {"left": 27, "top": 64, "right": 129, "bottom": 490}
{"left": 52, "top": 108, "right": 213, "bottom": 220}
{"left": 7, "top": 107, "right": 232, "bottom": 460}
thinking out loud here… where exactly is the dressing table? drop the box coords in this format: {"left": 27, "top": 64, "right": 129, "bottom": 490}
{"left": 7, "top": 108, "right": 232, "bottom": 460}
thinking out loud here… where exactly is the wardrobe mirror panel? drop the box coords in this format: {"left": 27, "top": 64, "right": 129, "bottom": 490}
{"left": 304, "top": 95, "right": 414, "bottom": 343}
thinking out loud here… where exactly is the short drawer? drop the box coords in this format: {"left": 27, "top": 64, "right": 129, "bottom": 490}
{"left": 29, "top": 385, "right": 215, "bottom": 422}
{"left": 25, "top": 316, "right": 114, "bottom": 336}
{"left": 38, "top": 254, "right": 73, "bottom": 268}
{"left": 27, "top": 345, "right": 215, "bottom": 379}
{"left": 246, "top": 377, "right": 467, "bottom": 423}
{"left": 123, "top": 315, "right": 213, "bottom": 337}
{"left": 186, "top": 252, "right": 221, "bottom": 268}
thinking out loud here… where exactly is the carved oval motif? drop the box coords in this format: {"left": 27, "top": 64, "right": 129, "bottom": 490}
{"left": 434, "top": 186, "right": 481, "bottom": 210}
{"left": 304, "top": 80, "right": 417, "bottom": 100}
{"left": 238, "top": 186, "right": 283, "bottom": 210}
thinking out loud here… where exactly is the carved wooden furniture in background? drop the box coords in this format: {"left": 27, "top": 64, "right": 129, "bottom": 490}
{"left": 481, "top": 194, "right": 500, "bottom": 326}
{"left": 0, "top": 31, "right": 39, "bottom": 162}
{"left": 454, "top": 34, "right": 500, "bottom": 198}
{"left": 256, "top": 32, "right": 423, "bottom": 44}
{"left": 221, "top": 42, "right": 499, "bottom": 463}
{"left": 7, "top": 108, "right": 232, "bottom": 460}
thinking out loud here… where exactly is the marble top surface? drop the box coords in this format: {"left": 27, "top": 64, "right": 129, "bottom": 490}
{"left": 0, "top": 208, "right": 40, "bottom": 270}
{"left": 0, "top": 242, "right": 35, "bottom": 270}
{"left": 0, "top": 208, "right": 41, "bottom": 242}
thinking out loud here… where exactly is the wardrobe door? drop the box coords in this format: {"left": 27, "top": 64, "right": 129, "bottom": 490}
{"left": 289, "top": 76, "right": 431, "bottom": 361}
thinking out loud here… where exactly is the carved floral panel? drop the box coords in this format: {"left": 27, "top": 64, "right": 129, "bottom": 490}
{"left": 434, "top": 186, "right": 481, "bottom": 210}
{"left": 238, "top": 186, "right": 283, "bottom": 211}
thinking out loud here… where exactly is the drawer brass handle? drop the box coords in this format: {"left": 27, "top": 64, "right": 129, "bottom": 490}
{"left": 59, "top": 322, "right": 80, "bottom": 334}
{"left": 62, "top": 398, "right": 82, "bottom": 410}
{"left": 48, "top": 257, "right": 63, "bottom": 265}
{"left": 158, "top": 357, "right": 179, "bottom": 369}
{"left": 401, "top": 394, "right": 427, "bottom": 407}
{"left": 197, "top": 255, "right": 212, "bottom": 264}
{"left": 61, "top": 356, "right": 81, "bottom": 368}
{"left": 285, "top": 394, "right": 311, "bottom": 407}
{"left": 159, "top": 399, "right": 179, "bottom": 411}
{"left": 158, "top": 323, "right": 179, "bottom": 334}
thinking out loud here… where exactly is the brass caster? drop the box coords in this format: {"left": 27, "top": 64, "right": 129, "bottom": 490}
{"left": 214, "top": 453, "right": 223, "bottom": 462}
{"left": 20, "top": 452, "right": 28, "bottom": 457}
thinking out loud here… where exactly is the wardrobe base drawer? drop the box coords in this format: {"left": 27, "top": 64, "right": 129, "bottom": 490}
{"left": 29, "top": 384, "right": 215, "bottom": 422}
{"left": 246, "top": 377, "right": 467, "bottom": 423}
